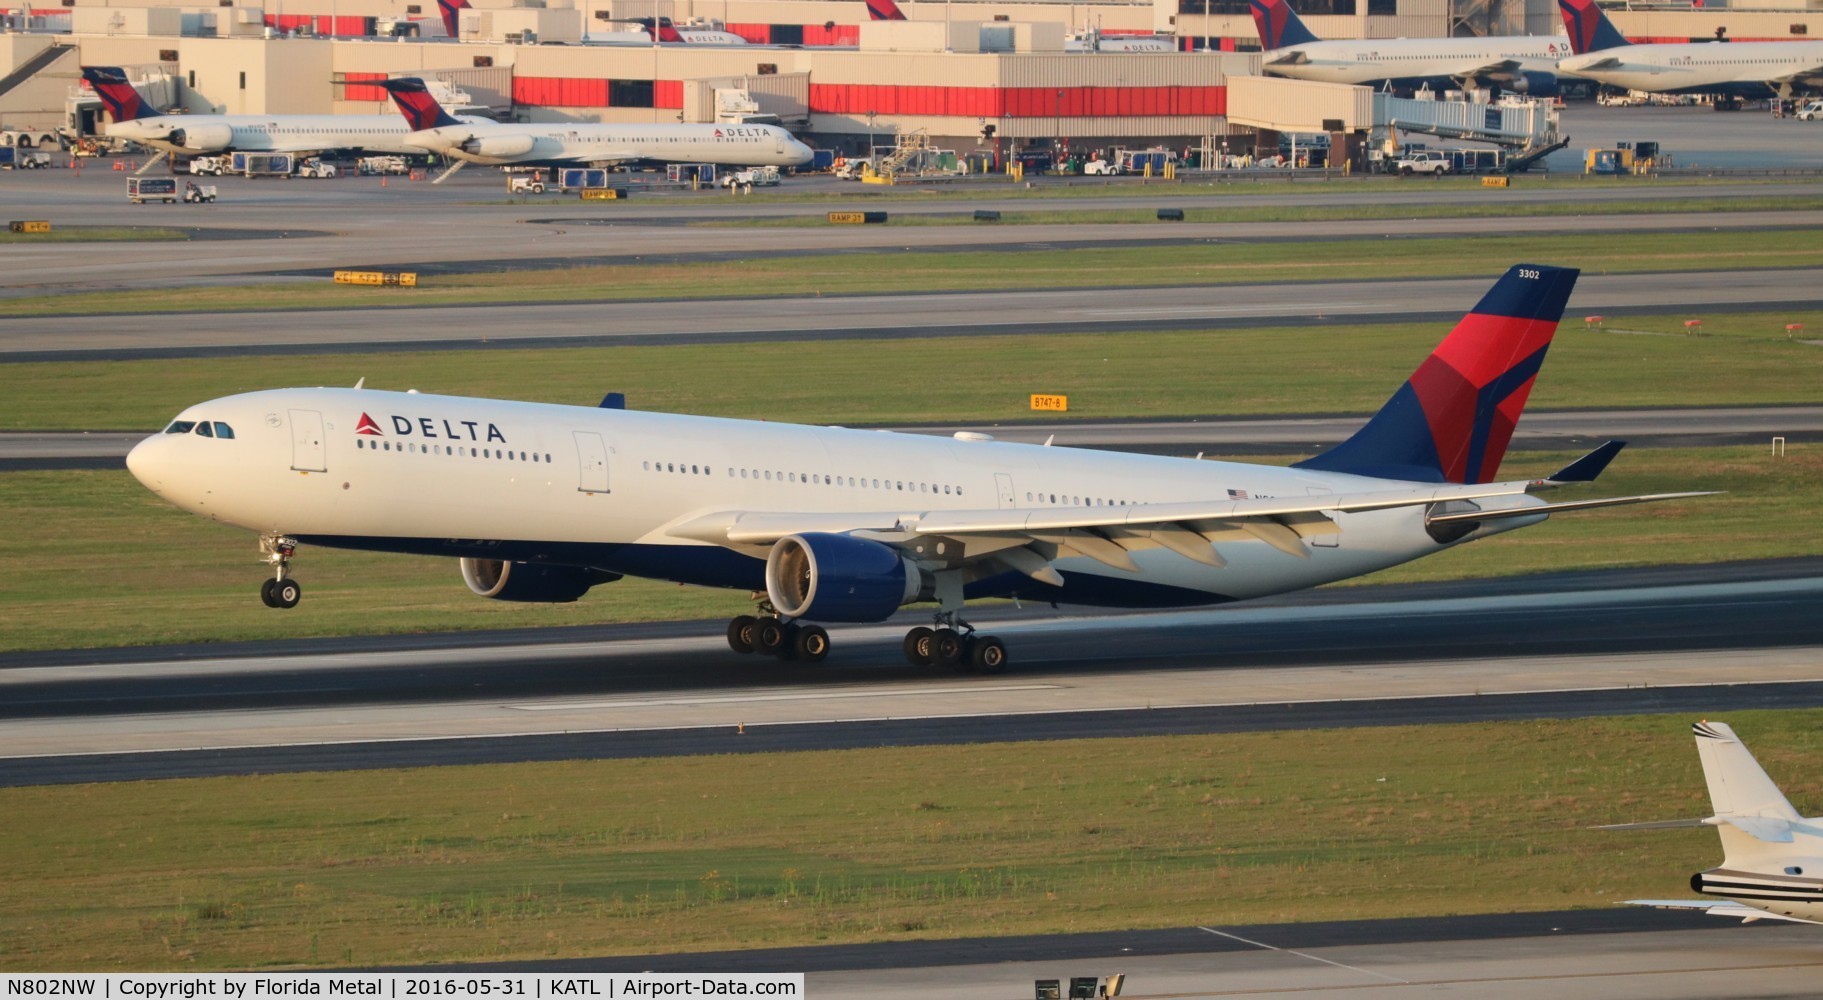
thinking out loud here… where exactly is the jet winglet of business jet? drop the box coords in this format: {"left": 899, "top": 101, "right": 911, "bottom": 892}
{"left": 125, "top": 265, "right": 1713, "bottom": 670}
{"left": 82, "top": 65, "right": 434, "bottom": 159}
{"left": 378, "top": 77, "right": 812, "bottom": 179}
{"left": 1250, "top": 0, "right": 1581, "bottom": 96}
{"left": 1557, "top": 0, "right": 1823, "bottom": 98}
{"left": 1603, "top": 721, "right": 1823, "bottom": 926}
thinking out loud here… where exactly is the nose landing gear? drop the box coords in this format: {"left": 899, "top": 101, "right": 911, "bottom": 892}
{"left": 258, "top": 534, "right": 301, "bottom": 609}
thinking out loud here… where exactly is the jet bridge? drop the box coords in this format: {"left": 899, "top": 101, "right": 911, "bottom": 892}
{"left": 1226, "top": 76, "right": 1564, "bottom": 171}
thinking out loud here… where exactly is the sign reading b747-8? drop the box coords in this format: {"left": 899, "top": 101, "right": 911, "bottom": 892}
{"left": 1030, "top": 394, "right": 1068, "bottom": 412}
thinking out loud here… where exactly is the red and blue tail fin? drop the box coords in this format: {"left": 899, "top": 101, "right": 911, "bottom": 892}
{"left": 1250, "top": 0, "right": 1320, "bottom": 50}
{"left": 1557, "top": 0, "right": 1630, "bottom": 55}
{"left": 1293, "top": 264, "right": 1579, "bottom": 485}
{"left": 81, "top": 66, "right": 157, "bottom": 123}
{"left": 377, "top": 77, "right": 464, "bottom": 130}
{"left": 436, "top": 0, "right": 470, "bottom": 37}
{"left": 865, "top": 0, "right": 908, "bottom": 20}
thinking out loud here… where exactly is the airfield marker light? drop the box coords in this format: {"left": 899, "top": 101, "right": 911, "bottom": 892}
{"left": 1583, "top": 315, "right": 1604, "bottom": 329}
{"left": 1684, "top": 319, "right": 1703, "bottom": 332}
{"left": 1786, "top": 323, "right": 1804, "bottom": 337}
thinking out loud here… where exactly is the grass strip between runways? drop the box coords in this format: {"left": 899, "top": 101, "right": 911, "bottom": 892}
{"left": 1, "top": 711, "right": 1819, "bottom": 969}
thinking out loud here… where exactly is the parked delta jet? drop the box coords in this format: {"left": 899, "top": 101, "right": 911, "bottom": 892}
{"left": 126, "top": 265, "right": 1708, "bottom": 671}
{"left": 379, "top": 78, "right": 813, "bottom": 181}
{"left": 1557, "top": 0, "right": 1823, "bottom": 100}
{"left": 1605, "top": 722, "right": 1823, "bottom": 925}
{"left": 1250, "top": 0, "right": 1582, "bottom": 95}
{"left": 81, "top": 66, "right": 480, "bottom": 162}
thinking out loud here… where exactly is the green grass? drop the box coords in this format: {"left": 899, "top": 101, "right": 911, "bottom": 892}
{"left": 5, "top": 313, "right": 1819, "bottom": 432}
{"left": 696, "top": 194, "right": 1823, "bottom": 227}
{"left": 12, "top": 229, "right": 1823, "bottom": 316}
{"left": 0, "top": 226, "right": 187, "bottom": 243}
{"left": 1, "top": 444, "right": 1811, "bottom": 653}
{"left": 2, "top": 711, "right": 1817, "bottom": 969}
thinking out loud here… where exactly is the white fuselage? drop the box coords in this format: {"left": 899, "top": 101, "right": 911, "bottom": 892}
{"left": 125, "top": 388, "right": 1539, "bottom": 609}
{"left": 407, "top": 121, "right": 814, "bottom": 167}
{"left": 1557, "top": 41, "right": 1823, "bottom": 97}
{"left": 106, "top": 114, "right": 444, "bottom": 156}
{"left": 1263, "top": 35, "right": 1576, "bottom": 88}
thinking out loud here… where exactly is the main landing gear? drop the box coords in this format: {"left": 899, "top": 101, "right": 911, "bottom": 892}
{"left": 727, "top": 608, "right": 831, "bottom": 663}
{"left": 903, "top": 613, "right": 1007, "bottom": 673}
{"left": 258, "top": 534, "right": 302, "bottom": 609}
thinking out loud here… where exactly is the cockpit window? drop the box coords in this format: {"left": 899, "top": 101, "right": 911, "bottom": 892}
{"left": 165, "top": 421, "right": 196, "bottom": 434}
{"left": 213, "top": 422, "right": 235, "bottom": 439}
{"left": 195, "top": 422, "right": 214, "bottom": 438}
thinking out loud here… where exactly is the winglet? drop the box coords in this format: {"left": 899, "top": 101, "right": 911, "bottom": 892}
{"left": 1544, "top": 440, "right": 1626, "bottom": 484}
{"left": 377, "top": 77, "right": 464, "bottom": 131}
{"left": 81, "top": 66, "right": 158, "bottom": 123}
{"left": 1557, "top": 0, "right": 1631, "bottom": 55}
{"left": 599, "top": 392, "right": 626, "bottom": 409}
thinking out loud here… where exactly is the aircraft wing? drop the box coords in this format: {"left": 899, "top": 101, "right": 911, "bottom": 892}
{"left": 1457, "top": 59, "right": 1522, "bottom": 79}
{"left": 667, "top": 480, "right": 1712, "bottom": 577}
{"left": 1770, "top": 64, "right": 1823, "bottom": 91}
{"left": 548, "top": 148, "right": 642, "bottom": 164}
{"left": 1575, "top": 56, "right": 1624, "bottom": 71}
{"left": 1625, "top": 900, "right": 1823, "bottom": 925}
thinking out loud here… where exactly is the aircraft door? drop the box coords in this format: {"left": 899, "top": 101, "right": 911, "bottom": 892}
{"left": 289, "top": 409, "right": 326, "bottom": 472}
{"left": 995, "top": 473, "right": 1017, "bottom": 508}
{"left": 1306, "top": 485, "right": 1339, "bottom": 548}
{"left": 574, "top": 431, "right": 610, "bottom": 493}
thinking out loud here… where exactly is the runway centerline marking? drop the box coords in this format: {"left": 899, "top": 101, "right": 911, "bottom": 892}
{"left": 1197, "top": 926, "right": 1411, "bottom": 984}
{"left": 506, "top": 684, "right": 1062, "bottom": 712}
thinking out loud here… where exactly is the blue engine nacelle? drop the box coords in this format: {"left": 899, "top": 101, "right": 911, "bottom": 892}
{"left": 1505, "top": 71, "right": 1559, "bottom": 97}
{"left": 765, "top": 533, "right": 921, "bottom": 623}
{"left": 460, "top": 558, "right": 619, "bottom": 603}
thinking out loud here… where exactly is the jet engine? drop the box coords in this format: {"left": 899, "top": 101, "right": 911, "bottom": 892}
{"left": 1503, "top": 71, "right": 1559, "bottom": 97}
{"left": 461, "top": 133, "right": 538, "bottom": 158}
{"left": 168, "top": 124, "right": 233, "bottom": 152}
{"left": 765, "top": 533, "right": 921, "bottom": 623}
{"left": 460, "top": 558, "right": 620, "bottom": 602}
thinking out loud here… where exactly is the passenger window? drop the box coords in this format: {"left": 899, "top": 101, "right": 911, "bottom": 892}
{"left": 195, "top": 422, "right": 214, "bottom": 438}
{"left": 213, "top": 422, "right": 235, "bottom": 439}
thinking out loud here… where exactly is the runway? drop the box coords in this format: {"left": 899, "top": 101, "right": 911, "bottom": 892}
{"left": 7, "top": 267, "right": 1821, "bottom": 361}
{"left": 5, "top": 559, "right": 1820, "bottom": 785}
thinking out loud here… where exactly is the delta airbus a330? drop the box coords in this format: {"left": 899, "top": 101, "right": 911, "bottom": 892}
{"left": 127, "top": 265, "right": 1705, "bottom": 671}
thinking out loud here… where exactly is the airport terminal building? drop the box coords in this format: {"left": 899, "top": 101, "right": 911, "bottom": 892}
{"left": 4, "top": 0, "right": 1822, "bottom": 155}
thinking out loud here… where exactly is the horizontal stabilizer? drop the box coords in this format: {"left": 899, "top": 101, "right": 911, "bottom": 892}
{"left": 1624, "top": 900, "right": 1823, "bottom": 925}
{"left": 1545, "top": 440, "right": 1626, "bottom": 484}
{"left": 1724, "top": 815, "right": 1795, "bottom": 843}
{"left": 1424, "top": 491, "right": 1718, "bottom": 525}
{"left": 1267, "top": 51, "right": 1311, "bottom": 65}
{"left": 1597, "top": 818, "right": 1710, "bottom": 831}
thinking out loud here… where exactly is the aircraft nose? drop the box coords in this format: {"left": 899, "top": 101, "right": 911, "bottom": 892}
{"left": 125, "top": 433, "right": 164, "bottom": 488}
{"left": 791, "top": 139, "right": 815, "bottom": 166}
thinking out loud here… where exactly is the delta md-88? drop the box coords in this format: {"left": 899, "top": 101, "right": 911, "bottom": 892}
{"left": 127, "top": 266, "right": 1707, "bottom": 671}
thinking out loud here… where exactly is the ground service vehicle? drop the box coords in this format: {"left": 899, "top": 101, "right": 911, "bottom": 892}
{"left": 296, "top": 158, "right": 339, "bottom": 178}
{"left": 1082, "top": 158, "right": 1122, "bottom": 175}
{"left": 1397, "top": 150, "right": 1452, "bottom": 175}
{"left": 0, "top": 127, "right": 59, "bottom": 149}
{"left": 559, "top": 167, "right": 610, "bottom": 190}
{"left": 231, "top": 152, "right": 293, "bottom": 177}
{"left": 1797, "top": 100, "right": 1823, "bottom": 120}
{"left": 507, "top": 174, "right": 548, "bottom": 194}
{"left": 720, "top": 165, "right": 780, "bottom": 189}
{"left": 358, "top": 156, "right": 409, "bottom": 175}
{"left": 189, "top": 156, "right": 228, "bottom": 176}
{"left": 183, "top": 183, "right": 218, "bottom": 203}
{"left": 0, "top": 147, "right": 51, "bottom": 169}
{"left": 127, "top": 177, "right": 178, "bottom": 203}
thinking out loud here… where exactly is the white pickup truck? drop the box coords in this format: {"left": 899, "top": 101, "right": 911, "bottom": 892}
{"left": 1395, "top": 150, "right": 1452, "bottom": 176}
{"left": 719, "top": 165, "right": 781, "bottom": 189}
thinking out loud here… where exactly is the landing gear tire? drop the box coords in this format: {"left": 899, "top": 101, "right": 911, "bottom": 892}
{"left": 903, "top": 626, "right": 935, "bottom": 667}
{"left": 727, "top": 615, "right": 759, "bottom": 654}
{"left": 754, "top": 617, "right": 789, "bottom": 655}
{"left": 272, "top": 578, "right": 302, "bottom": 609}
{"left": 932, "top": 628, "right": 964, "bottom": 669}
{"left": 968, "top": 636, "right": 1008, "bottom": 674}
{"left": 793, "top": 624, "right": 831, "bottom": 662}
{"left": 773, "top": 622, "right": 801, "bottom": 661}
{"left": 259, "top": 578, "right": 279, "bottom": 608}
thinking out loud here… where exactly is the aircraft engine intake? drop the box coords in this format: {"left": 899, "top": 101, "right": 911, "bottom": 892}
{"left": 169, "top": 124, "right": 233, "bottom": 151}
{"left": 765, "top": 533, "right": 920, "bottom": 622}
{"left": 1506, "top": 70, "right": 1559, "bottom": 96}
{"left": 461, "top": 133, "right": 537, "bottom": 158}
{"left": 460, "top": 558, "right": 619, "bottom": 602}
